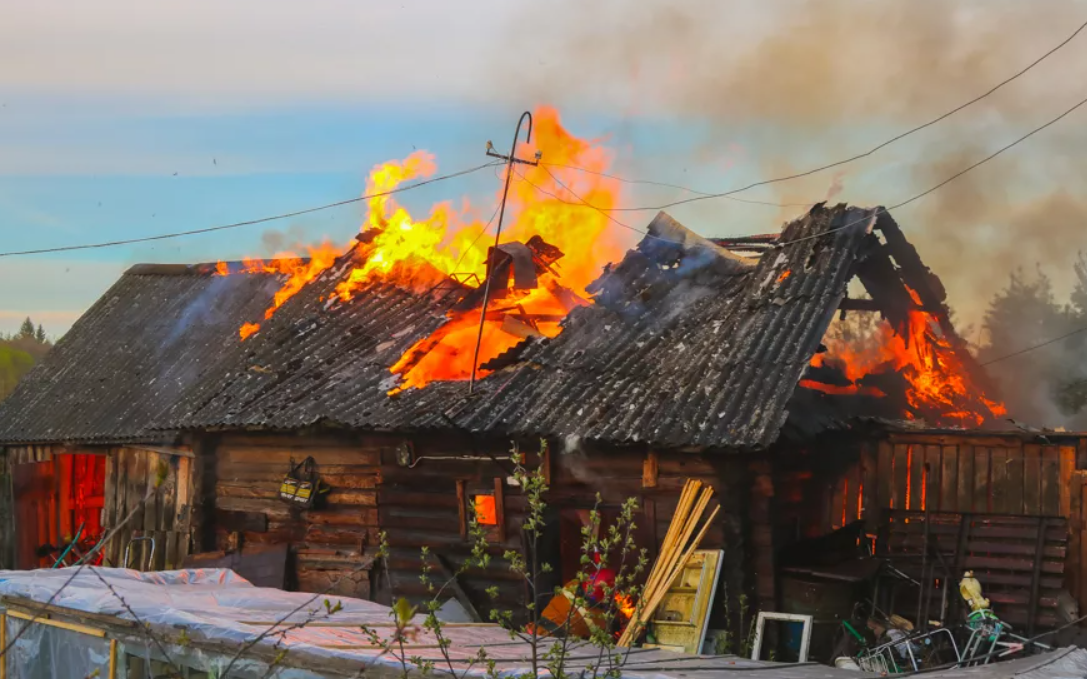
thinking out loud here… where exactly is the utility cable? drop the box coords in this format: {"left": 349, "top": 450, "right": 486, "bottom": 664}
{"left": 775, "top": 88, "right": 1087, "bottom": 248}
{"left": 516, "top": 166, "right": 696, "bottom": 247}
{"left": 0, "top": 161, "right": 503, "bottom": 258}
{"left": 539, "top": 161, "right": 811, "bottom": 208}
{"left": 544, "top": 16, "right": 1087, "bottom": 214}
{"left": 980, "top": 323, "right": 1087, "bottom": 366}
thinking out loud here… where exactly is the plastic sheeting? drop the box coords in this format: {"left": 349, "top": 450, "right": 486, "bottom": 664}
{"left": 0, "top": 568, "right": 1083, "bottom": 679}
{"left": 6, "top": 617, "right": 112, "bottom": 679}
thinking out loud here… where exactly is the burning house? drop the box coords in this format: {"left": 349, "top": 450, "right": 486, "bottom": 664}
{"left": 2, "top": 125, "right": 1087, "bottom": 656}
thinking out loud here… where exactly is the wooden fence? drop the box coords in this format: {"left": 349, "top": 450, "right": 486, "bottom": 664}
{"left": 809, "top": 433, "right": 1087, "bottom": 622}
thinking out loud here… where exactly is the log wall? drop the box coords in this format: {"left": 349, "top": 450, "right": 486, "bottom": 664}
{"left": 203, "top": 432, "right": 382, "bottom": 599}
{"left": 545, "top": 444, "right": 762, "bottom": 631}
{"left": 376, "top": 435, "right": 528, "bottom": 620}
{"left": 376, "top": 437, "right": 761, "bottom": 629}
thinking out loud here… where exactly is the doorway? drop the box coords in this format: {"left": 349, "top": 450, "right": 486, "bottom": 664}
{"left": 13, "top": 454, "right": 106, "bottom": 569}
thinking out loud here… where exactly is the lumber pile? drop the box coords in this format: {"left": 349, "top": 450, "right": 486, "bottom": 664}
{"left": 617, "top": 479, "right": 718, "bottom": 647}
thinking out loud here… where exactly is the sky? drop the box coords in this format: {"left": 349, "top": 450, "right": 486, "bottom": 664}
{"left": 2, "top": 0, "right": 1087, "bottom": 337}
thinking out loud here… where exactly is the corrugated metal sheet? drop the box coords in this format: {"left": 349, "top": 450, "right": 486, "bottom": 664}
{"left": 2, "top": 203, "right": 884, "bottom": 450}
{"left": 0, "top": 264, "right": 282, "bottom": 444}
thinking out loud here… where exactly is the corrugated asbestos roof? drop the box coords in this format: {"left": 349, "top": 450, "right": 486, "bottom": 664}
{"left": 0, "top": 264, "right": 282, "bottom": 444}
{"left": 1, "top": 203, "right": 885, "bottom": 450}
{"left": 158, "top": 262, "right": 470, "bottom": 433}
{"left": 450, "top": 205, "right": 878, "bottom": 449}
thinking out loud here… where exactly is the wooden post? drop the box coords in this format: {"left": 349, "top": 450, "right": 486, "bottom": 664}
{"left": 456, "top": 480, "right": 467, "bottom": 539}
{"left": 1060, "top": 446, "right": 1076, "bottom": 519}
{"left": 540, "top": 442, "right": 552, "bottom": 486}
{"left": 1, "top": 612, "right": 7, "bottom": 679}
{"left": 642, "top": 452, "right": 659, "bottom": 489}
{"left": 1027, "top": 516, "right": 1048, "bottom": 638}
{"left": 493, "top": 477, "right": 506, "bottom": 543}
{"left": 108, "top": 638, "right": 118, "bottom": 679}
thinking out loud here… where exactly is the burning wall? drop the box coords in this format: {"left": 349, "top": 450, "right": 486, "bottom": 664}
{"left": 795, "top": 212, "right": 1007, "bottom": 428}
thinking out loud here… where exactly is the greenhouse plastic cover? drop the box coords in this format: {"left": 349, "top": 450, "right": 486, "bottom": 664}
{"left": 0, "top": 568, "right": 1084, "bottom": 679}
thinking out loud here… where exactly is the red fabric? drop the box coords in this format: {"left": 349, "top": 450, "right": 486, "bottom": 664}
{"left": 582, "top": 562, "right": 616, "bottom": 603}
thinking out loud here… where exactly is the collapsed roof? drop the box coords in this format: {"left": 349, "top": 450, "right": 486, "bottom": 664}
{"left": 0, "top": 203, "right": 980, "bottom": 451}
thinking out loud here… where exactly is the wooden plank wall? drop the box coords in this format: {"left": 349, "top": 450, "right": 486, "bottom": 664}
{"left": 4, "top": 444, "right": 194, "bottom": 571}
{"left": 209, "top": 433, "right": 381, "bottom": 599}
{"left": 809, "top": 436, "right": 1083, "bottom": 535}
{"left": 0, "top": 448, "right": 12, "bottom": 569}
{"left": 101, "top": 447, "right": 194, "bottom": 570}
{"left": 881, "top": 510, "right": 1069, "bottom": 629}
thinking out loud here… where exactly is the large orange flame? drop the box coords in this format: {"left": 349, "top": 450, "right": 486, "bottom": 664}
{"left": 335, "top": 107, "right": 629, "bottom": 393}
{"left": 219, "top": 107, "right": 630, "bottom": 388}
{"left": 808, "top": 303, "right": 1006, "bottom": 426}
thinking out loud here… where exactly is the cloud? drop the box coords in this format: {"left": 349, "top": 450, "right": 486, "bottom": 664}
{"left": 0, "top": 0, "right": 517, "bottom": 107}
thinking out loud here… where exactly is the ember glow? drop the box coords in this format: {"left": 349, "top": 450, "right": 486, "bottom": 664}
{"left": 615, "top": 594, "right": 636, "bottom": 620}
{"left": 805, "top": 305, "right": 1007, "bottom": 426}
{"left": 221, "top": 106, "right": 630, "bottom": 389}
{"left": 217, "top": 245, "right": 341, "bottom": 339}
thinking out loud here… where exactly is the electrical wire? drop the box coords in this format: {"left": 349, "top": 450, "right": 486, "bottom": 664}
{"left": 542, "top": 16, "right": 1087, "bottom": 215}
{"left": 538, "top": 161, "right": 811, "bottom": 208}
{"left": 980, "top": 323, "right": 1087, "bottom": 366}
{"left": 775, "top": 89, "right": 1087, "bottom": 248}
{"left": 516, "top": 166, "right": 688, "bottom": 247}
{"left": 0, "top": 161, "right": 503, "bottom": 258}
{"left": 6, "top": 16, "right": 1086, "bottom": 258}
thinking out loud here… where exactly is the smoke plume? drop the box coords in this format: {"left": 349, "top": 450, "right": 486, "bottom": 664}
{"left": 497, "top": 0, "right": 1087, "bottom": 424}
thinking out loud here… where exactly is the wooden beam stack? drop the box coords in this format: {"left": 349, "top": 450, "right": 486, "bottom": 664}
{"left": 618, "top": 479, "right": 719, "bottom": 647}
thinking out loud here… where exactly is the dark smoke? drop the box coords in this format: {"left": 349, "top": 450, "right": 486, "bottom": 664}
{"left": 499, "top": 0, "right": 1087, "bottom": 425}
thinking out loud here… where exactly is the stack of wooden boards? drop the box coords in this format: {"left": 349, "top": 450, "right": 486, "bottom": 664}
{"left": 618, "top": 479, "right": 718, "bottom": 647}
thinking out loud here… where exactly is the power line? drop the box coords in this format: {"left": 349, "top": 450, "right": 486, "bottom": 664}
{"left": 545, "top": 16, "right": 1087, "bottom": 215}
{"left": 777, "top": 88, "right": 1087, "bottom": 248}
{"left": 515, "top": 167, "right": 690, "bottom": 247}
{"left": 539, "top": 161, "right": 811, "bottom": 208}
{"left": 980, "top": 324, "right": 1087, "bottom": 366}
{"left": 536, "top": 167, "right": 637, "bottom": 233}
{"left": 0, "top": 161, "right": 503, "bottom": 258}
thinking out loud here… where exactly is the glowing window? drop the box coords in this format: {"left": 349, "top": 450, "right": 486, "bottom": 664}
{"left": 473, "top": 495, "right": 497, "bottom": 525}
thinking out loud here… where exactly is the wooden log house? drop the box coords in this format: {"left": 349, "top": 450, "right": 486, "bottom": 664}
{"left": 2, "top": 204, "right": 1085, "bottom": 636}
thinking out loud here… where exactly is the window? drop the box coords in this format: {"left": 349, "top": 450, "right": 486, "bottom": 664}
{"left": 473, "top": 495, "right": 497, "bottom": 525}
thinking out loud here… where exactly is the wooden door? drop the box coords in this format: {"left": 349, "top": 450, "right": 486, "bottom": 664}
{"left": 13, "top": 461, "right": 56, "bottom": 569}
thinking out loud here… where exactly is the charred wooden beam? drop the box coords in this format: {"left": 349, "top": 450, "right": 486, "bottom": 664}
{"left": 838, "top": 298, "right": 939, "bottom": 313}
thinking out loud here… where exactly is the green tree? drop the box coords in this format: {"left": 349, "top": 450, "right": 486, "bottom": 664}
{"left": 0, "top": 345, "right": 35, "bottom": 399}
{"left": 34, "top": 324, "right": 46, "bottom": 343}
{"left": 18, "top": 317, "right": 34, "bottom": 339}
{"left": 981, "top": 266, "right": 1087, "bottom": 425}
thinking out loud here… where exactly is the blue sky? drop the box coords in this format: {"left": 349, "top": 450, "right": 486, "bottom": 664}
{"left": 2, "top": 0, "right": 1086, "bottom": 337}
